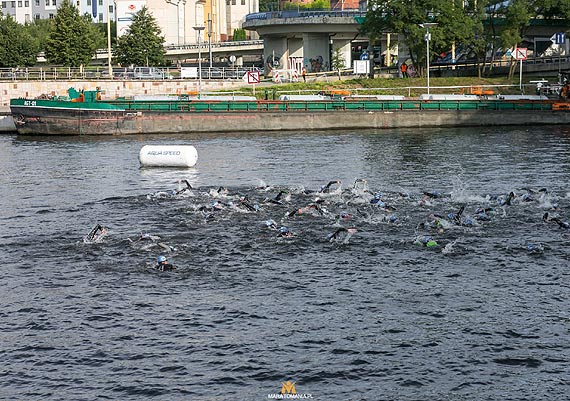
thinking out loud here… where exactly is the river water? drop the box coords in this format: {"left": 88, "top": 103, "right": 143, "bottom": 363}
{"left": 1, "top": 126, "right": 569, "bottom": 400}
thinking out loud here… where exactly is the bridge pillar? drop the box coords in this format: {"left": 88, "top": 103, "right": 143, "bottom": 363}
{"left": 331, "top": 39, "right": 352, "bottom": 70}
{"left": 303, "top": 33, "right": 330, "bottom": 72}
{"left": 263, "top": 36, "right": 288, "bottom": 73}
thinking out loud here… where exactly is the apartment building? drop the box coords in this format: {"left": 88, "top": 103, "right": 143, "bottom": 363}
{"left": 1, "top": 0, "right": 256, "bottom": 45}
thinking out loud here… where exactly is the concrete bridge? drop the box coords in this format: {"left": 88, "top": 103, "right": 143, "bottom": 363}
{"left": 243, "top": 10, "right": 570, "bottom": 74}
{"left": 92, "top": 40, "right": 264, "bottom": 66}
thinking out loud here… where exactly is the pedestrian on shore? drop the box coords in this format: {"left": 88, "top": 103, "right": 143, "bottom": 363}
{"left": 302, "top": 67, "right": 307, "bottom": 82}
{"left": 400, "top": 62, "right": 408, "bottom": 78}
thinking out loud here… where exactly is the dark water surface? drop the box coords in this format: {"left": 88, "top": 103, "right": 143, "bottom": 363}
{"left": 1, "top": 127, "right": 570, "bottom": 400}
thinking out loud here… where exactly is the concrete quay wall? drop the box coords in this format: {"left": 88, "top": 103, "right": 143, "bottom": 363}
{"left": 0, "top": 79, "right": 246, "bottom": 108}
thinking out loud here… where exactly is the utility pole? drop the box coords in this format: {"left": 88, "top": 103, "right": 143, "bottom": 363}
{"left": 208, "top": 14, "right": 213, "bottom": 70}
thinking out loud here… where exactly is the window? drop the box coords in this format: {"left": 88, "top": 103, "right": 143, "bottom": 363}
{"left": 51, "top": 0, "right": 55, "bottom": 5}
{"left": 25, "top": 14, "right": 30, "bottom": 22}
{"left": 45, "top": 0, "right": 48, "bottom": 6}
{"left": 11, "top": 1, "right": 15, "bottom": 7}
{"left": 109, "top": 4, "right": 112, "bottom": 12}
{"left": 25, "top": 0, "right": 29, "bottom": 5}
{"left": 2, "top": 1, "right": 6, "bottom": 7}
{"left": 231, "top": 0, "right": 236, "bottom": 4}
{"left": 35, "top": 0, "right": 38, "bottom": 5}
{"left": 98, "top": 13, "right": 102, "bottom": 22}
{"left": 34, "top": 13, "right": 40, "bottom": 19}
{"left": 241, "top": 0, "right": 245, "bottom": 4}
{"left": 18, "top": 1, "right": 22, "bottom": 7}
{"left": 49, "top": 13, "right": 54, "bottom": 18}
{"left": 87, "top": 0, "right": 91, "bottom": 5}
{"left": 98, "top": 0, "right": 102, "bottom": 5}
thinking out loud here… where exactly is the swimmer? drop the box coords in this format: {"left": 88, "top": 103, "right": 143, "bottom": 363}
{"left": 209, "top": 186, "right": 229, "bottom": 198}
{"left": 129, "top": 233, "right": 175, "bottom": 252}
{"left": 327, "top": 227, "right": 357, "bottom": 243}
{"left": 156, "top": 255, "right": 175, "bottom": 271}
{"left": 83, "top": 224, "right": 107, "bottom": 243}
{"left": 352, "top": 178, "right": 368, "bottom": 191}
{"left": 278, "top": 226, "right": 294, "bottom": 238}
{"left": 264, "top": 190, "right": 289, "bottom": 205}
{"left": 264, "top": 219, "right": 278, "bottom": 230}
{"left": 543, "top": 212, "right": 570, "bottom": 229}
{"left": 520, "top": 192, "right": 534, "bottom": 202}
{"left": 370, "top": 193, "right": 384, "bottom": 205}
{"left": 238, "top": 196, "right": 259, "bottom": 212}
{"left": 339, "top": 211, "right": 351, "bottom": 220}
{"left": 296, "top": 203, "right": 325, "bottom": 217}
{"left": 423, "top": 190, "right": 444, "bottom": 199}
{"left": 447, "top": 205, "right": 465, "bottom": 225}
{"left": 318, "top": 180, "right": 341, "bottom": 194}
{"left": 345, "top": 178, "right": 371, "bottom": 197}
{"left": 526, "top": 243, "right": 544, "bottom": 253}
{"left": 474, "top": 207, "right": 494, "bottom": 221}
{"left": 175, "top": 179, "right": 193, "bottom": 195}
{"left": 497, "top": 191, "right": 515, "bottom": 206}
{"left": 414, "top": 235, "right": 439, "bottom": 247}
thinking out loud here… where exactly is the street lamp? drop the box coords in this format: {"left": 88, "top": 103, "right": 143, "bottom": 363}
{"left": 419, "top": 22, "right": 438, "bottom": 95}
{"left": 194, "top": 26, "right": 205, "bottom": 96}
{"left": 207, "top": 14, "right": 212, "bottom": 70}
{"left": 106, "top": 0, "right": 113, "bottom": 78}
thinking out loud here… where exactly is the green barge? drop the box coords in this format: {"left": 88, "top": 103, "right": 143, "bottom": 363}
{"left": 9, "top": 88, "right": 570, "bottom": 135}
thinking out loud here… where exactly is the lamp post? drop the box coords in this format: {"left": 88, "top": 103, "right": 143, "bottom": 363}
{"left": 419, "top": 22, "right": 437, "bottom": 94}
{"left": 207, "top": 14, "right": 212, "bottom": 70}
{"left": 106, "top": 0, "right": 112, "bottom": 78}
{"left": 194, "top": 26, "right": 205, "bottom": 96}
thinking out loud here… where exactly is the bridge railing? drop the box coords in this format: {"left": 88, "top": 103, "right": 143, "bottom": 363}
{"left": 0, "top": 66, "right": 264, "bottom": 81}
{"left": 245, "top": 9, "right": 366, "bottom": 21}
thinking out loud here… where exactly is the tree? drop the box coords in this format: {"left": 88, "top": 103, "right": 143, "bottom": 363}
{"left": 0, "top": 13, "right": 40, "bottom": 67}
{"left": 331, "top": 48, "right": 345, "bottom": 80}
{"left": 363, "top": 0, "right": 488, "bottom": 77}
{"left": 45, "top": 0, "right": 103, "bottom": 66}
{"left": 94, "top": 21, "right": 117, "bottom": 48}
{"left": 232, "top": 28, "right": 247, "bottom": 41}
{"left": 25, "top": 18, "right": 52, "bottom": 54}
{"left": 113, "top": 7, "right": 166, "bottom": 67}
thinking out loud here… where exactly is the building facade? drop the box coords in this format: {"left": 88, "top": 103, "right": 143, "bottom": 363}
{"left": 1, "top": 0, "right": 256, "bottom": 45}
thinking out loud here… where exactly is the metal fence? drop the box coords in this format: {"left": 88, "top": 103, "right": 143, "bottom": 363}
{"left": 0, "top": 66, "right": 263, "bottom": 81}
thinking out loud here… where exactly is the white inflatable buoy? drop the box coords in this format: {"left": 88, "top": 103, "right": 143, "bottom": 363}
{"left": 139, "top": 145, "right": 198, "bottom": 167}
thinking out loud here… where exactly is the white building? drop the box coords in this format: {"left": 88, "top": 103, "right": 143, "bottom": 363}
{"left": 1, "top": 0, "right": 255, "bottom": 45}
{"left": 0, "top": 0, "right": 115, "bottom": 23}
{"left": 141, "top": 0, "right": 257, "bottom": 45}
{"left": 1, "top": 0, "right": 34, "bottom": 23}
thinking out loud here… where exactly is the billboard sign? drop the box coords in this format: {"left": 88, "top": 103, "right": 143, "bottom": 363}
{"left": 116, "top": 0, "right": 147, "bottom": 37}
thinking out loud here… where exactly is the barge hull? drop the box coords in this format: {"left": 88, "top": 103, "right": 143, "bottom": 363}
{"left": 11, "top": 107, "right": 570, "bottom": 135}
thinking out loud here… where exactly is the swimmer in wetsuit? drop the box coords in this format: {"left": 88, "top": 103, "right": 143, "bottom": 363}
{"left": 264, "top": 190, "right": 289, "bottom": 205}
{"left": 175, "top": 179, "right": 193, "bottom": 195}
{"left": 318, "top": 180, "right": 341, "bottom": 194}
{"left": 84, "top": 224, "right": 107, "bottom": 243}
{"left": 156, "top": 255, "right": 175, "bottom": 271}
{"left": 543, "top": 212, "right": 570, "bottom": 229}
{"left": 497, "top": 191, "right": 515, "bottom": 206}
{"left": 278, "top": 226, "right": 294, "bottom": 238}
{"left": 327, "top": 227, "right": 357, "bottom": 243}
{"left": 447, "top": 205, "right": 465, "bottom": 225}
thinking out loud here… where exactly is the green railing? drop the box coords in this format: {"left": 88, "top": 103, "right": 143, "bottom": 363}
{"left": 108, "top": 99, "right": 557, "bottom": 113}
